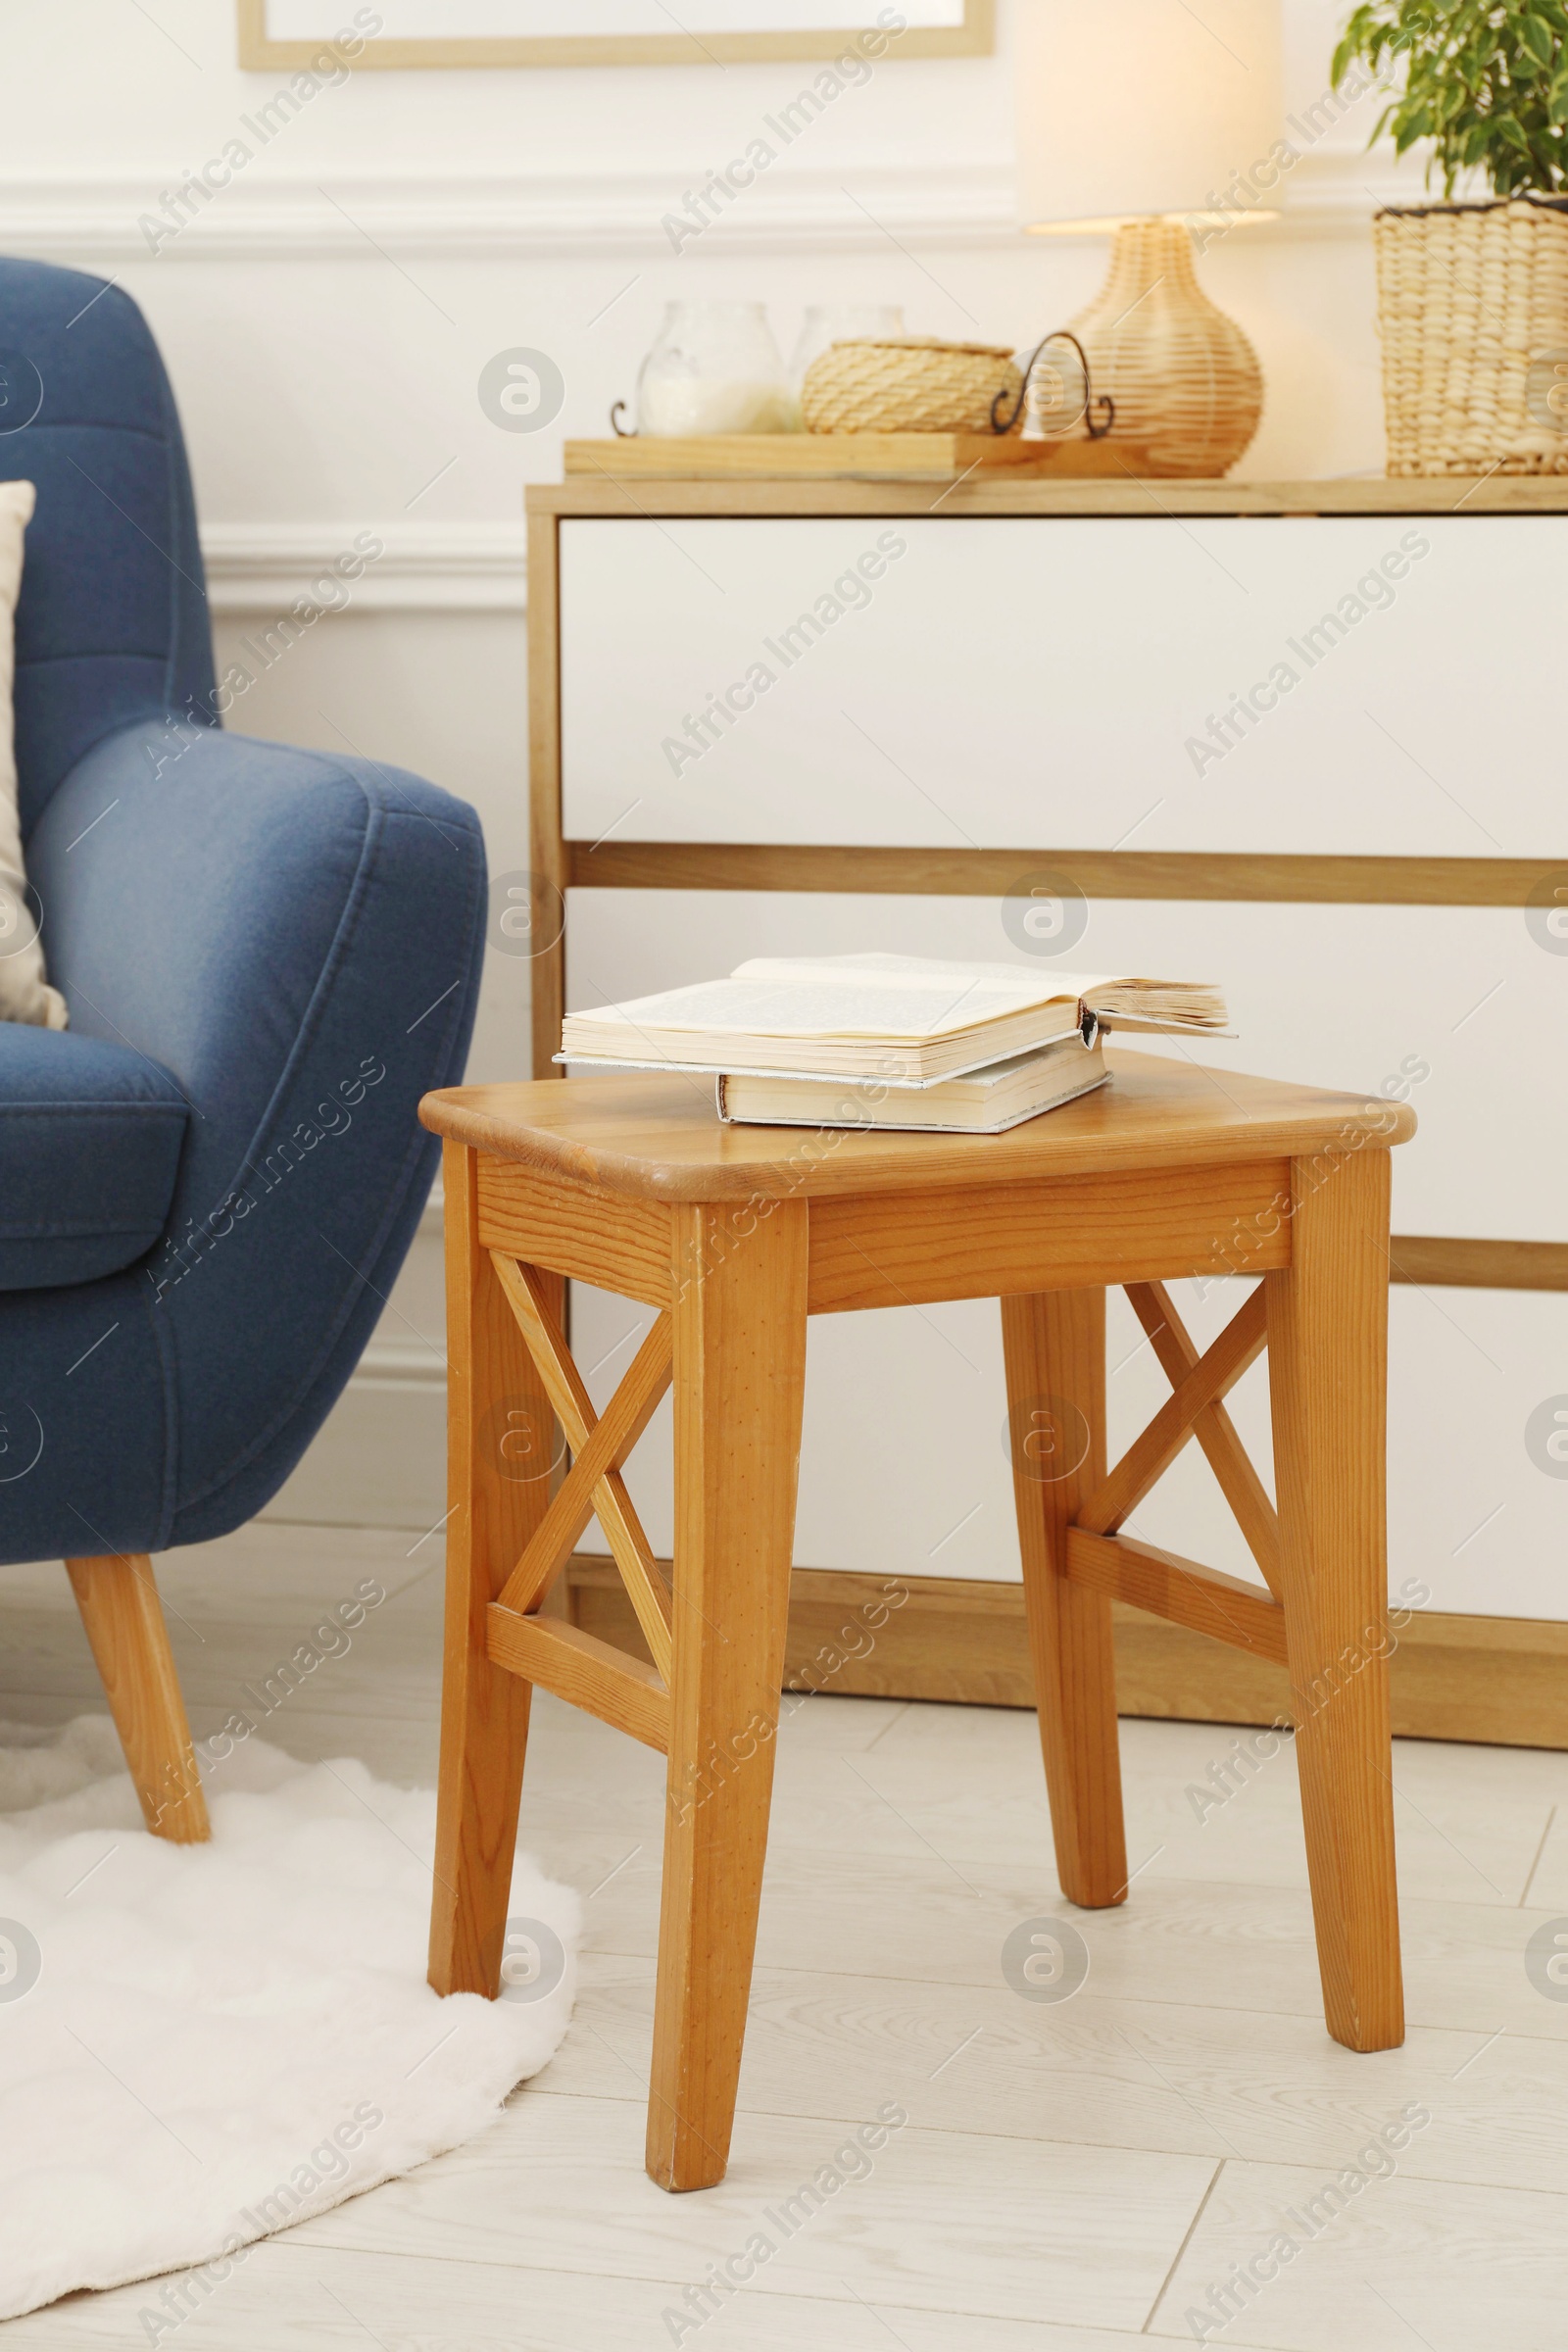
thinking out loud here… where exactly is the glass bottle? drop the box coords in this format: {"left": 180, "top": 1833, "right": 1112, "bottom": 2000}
{"left": 636, "top": 302, "right": 795, "bottom": 436}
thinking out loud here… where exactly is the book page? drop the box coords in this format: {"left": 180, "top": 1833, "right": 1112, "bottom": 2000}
{"left": 732, "top": 954, "right": 1225, "bottom": 1026}
{"left": 565, "top": 974, "right": 1089, "bottom": 1043}
{"left": 734, "top": 953, "right": 1118, "bottom": 1011}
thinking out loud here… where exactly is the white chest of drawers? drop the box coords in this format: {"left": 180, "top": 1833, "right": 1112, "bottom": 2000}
{"left": 527, "top": 474, "right": 1568, "bottom": 1739}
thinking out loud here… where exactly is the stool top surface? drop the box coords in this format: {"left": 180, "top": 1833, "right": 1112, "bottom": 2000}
{"left": 421, "top": 1050, "right": 1415, "bottom": 1203}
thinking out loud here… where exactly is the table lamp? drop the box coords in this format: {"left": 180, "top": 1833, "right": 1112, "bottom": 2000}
{"left": 1015, "top": 0, "right": 1284, "bottom": 476}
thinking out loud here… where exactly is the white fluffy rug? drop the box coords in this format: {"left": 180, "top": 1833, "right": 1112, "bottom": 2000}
{"left": 0, "top": 1717, "right": 579, "bottom": 2323}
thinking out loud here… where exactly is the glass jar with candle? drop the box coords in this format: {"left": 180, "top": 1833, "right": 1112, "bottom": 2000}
{"left": 636, "top": 302, "right": 795, "bottom": 437}
{"left": 788, "top": 304, "right": 906, "bottom": 394}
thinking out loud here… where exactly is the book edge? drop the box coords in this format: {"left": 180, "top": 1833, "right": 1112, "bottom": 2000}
{"left": 717, "top": 1068, "right": 1112, "bottom": 1136}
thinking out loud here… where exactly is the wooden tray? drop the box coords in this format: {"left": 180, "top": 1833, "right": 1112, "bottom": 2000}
{"left": 563, "top": 433, "right": 1150, "bottom": 482}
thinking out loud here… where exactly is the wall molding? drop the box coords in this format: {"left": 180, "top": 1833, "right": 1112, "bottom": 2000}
{"left": 202, "top": 523, "right": 528, "bottom": 612}
{"left": 354, "top": 1343, "right": 445, "bottom": 1387}
{"left": 0, "top": 153, "right": 1421, "bottom": 267}
{"left": 0, "top": 167, "right": 1017, "bottom": 260}
{"left": 358, "top": 1192, "right": 444, "bottom": 1388}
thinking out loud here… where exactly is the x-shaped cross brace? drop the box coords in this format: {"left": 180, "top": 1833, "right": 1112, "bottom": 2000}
{"left": 490, "top": 1254, "right": 674, "bottom": 1683}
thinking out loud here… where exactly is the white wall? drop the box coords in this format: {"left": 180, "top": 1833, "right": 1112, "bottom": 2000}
{"left": 1, "top": 0, "right": 1443, "bottom": 1540}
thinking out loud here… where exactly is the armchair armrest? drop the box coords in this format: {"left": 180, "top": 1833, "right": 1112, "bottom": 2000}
{"left": 26, "top": 716, "right": 486, "bottom": 1532}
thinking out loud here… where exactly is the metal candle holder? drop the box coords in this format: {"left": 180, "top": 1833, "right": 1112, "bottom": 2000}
{"left": 992, "top": 331, "right": 1114, "bottom": 441}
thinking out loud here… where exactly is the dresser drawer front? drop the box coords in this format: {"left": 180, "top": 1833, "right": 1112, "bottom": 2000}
{"left": 560, "top": 514, "right": 1568, "bottom": 858}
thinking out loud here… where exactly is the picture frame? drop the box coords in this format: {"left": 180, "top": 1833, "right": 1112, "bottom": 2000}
{"left": 237, "top": 0, "right": 994, "bottom": 69}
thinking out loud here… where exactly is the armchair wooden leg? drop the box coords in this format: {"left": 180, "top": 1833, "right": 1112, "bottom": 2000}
{"left": 66, "top": 1552, "right": 210, "bottom": 1844}
{"left": 1002, "top": 1287, "right": 1128, "bottom": 1909}
{"left": 648, "top": 1201, "right": 808, "bottom": 2192}
{"left": 428, "top": 1140, "right": 560, "bottom": 1999}
{"left": 1268, "top": 1147, "right": 1403, "bottom": 2053}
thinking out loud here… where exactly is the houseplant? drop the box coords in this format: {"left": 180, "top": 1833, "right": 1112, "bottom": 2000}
{"left": 1335, "top": 0, "right": 1568, "bottom": 470}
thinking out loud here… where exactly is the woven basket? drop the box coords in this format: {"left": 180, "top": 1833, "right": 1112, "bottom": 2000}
{"left": 802, "top": 338, "right": 1024, "bottom": 435}
{"left": 1375, "top": 197, "right": 1568, "bottom": 475}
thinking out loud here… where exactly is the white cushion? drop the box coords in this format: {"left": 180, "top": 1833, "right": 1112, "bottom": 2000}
{"left": 0, "top": 481, "right": 64, "bottom": 1028}
{"left": 0, "top": 482, "right": 64, "bottom": 1025}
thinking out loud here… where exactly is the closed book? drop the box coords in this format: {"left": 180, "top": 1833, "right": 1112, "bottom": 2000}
{"left": 717, "top": 1035, "right": 1108, "bottom": 1134}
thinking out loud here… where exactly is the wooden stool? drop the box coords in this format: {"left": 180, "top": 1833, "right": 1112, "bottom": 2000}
{"left": 420, "top": 1050, "right": 1414, "bottom": 2192}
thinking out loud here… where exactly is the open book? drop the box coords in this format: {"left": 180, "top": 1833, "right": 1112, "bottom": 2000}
{"left": 560, "top": 953, "right": 1227, "bottom": 1086}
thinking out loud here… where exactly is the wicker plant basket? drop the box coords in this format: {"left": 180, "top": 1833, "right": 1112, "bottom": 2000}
{"left": 802, "top": 337, "right": 1024, "bottom": 435}
{"left": 1375, "top": 196, "right": 1568, "bottom": 475}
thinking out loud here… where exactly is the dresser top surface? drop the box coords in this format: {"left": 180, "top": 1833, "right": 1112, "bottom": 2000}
{"left": 528, "top": 476, "right": 1568, "bottom": 522}
{"left": 422, "top": 1049, "right": 1416, "bottom": 1203}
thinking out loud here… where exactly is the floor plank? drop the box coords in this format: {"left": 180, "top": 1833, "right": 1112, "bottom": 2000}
{"left": 1151, "top": 2158, "right": 1568, "bottom": 2348}
{"left": 0, "top": 2244, "right": 1255, "bottom": 2352}
{"left": 542, "top": 1952, "right": 1568, "bottom": 2194}
{"left": 287, "top": 2093, "right": 1215, "bottom": 2334}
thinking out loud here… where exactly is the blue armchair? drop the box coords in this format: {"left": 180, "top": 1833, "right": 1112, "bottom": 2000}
{"left": 0, "top": 259, "right": 486, "bottom": 1838}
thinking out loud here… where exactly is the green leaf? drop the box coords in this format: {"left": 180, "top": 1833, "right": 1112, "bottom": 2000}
{"left": 1367, "top": 99, "right": 1399, "bottom": 150}
{"left": 1498, "top": 110, "right": 1535, "bottom": 147}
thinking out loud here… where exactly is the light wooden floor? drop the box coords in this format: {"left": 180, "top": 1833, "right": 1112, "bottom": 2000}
{"left": 3, "top": 1522, "right": 1567, "bottom": 2349}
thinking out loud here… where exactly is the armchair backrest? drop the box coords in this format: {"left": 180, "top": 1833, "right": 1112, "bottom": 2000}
{"left": 0, "top": 258, "right": 216, "bottom": 839}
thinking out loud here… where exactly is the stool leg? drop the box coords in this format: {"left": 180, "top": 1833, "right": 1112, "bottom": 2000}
{"left": 1002, "top": 1287, "right": 1128, "bottom": 1908}
{"left": 429, "top": 1142, "right": 560, "bottom": 1999}
{"left": 1267, "top": 1146, "right": 1403, "bottom": 2052}
{"left": 648, "top": 1200, "right": 808, "bottom": 2192}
